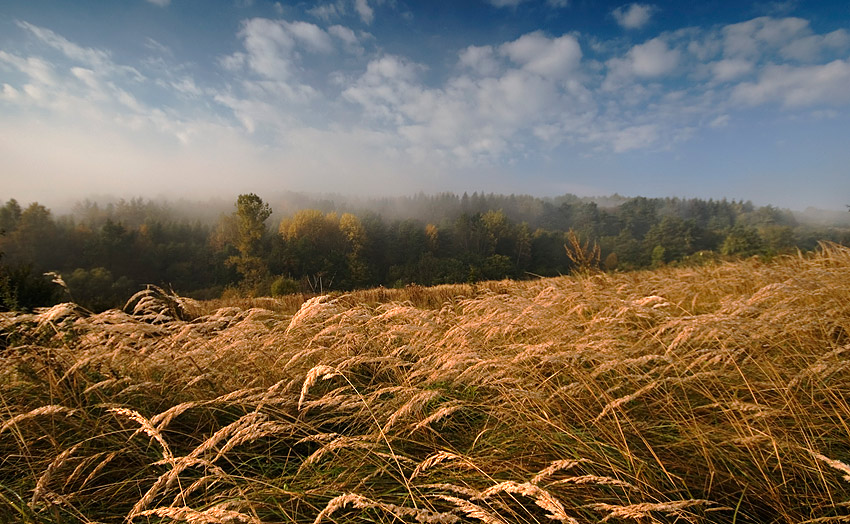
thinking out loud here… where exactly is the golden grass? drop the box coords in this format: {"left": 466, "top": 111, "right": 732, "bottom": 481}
{"left": 1, "top": 243, "right": 850, "bottom": 522}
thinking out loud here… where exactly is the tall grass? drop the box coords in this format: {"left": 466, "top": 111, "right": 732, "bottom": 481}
{"left": 1, "top": 244, "right": 849, "bottom": 523}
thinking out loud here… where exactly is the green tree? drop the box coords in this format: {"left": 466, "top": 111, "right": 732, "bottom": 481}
{"left": 0, "top": 199, "right": 21, "bottom": 233}
{"left": 482, "top": 254, "right": 514, "bottom": 280}
{"left": 6, "top": 203, "right": 58, "bottom": 268}
{"left": 454, "top": 214, "right": 488, "bottom": 259}
{"left": 760, "top": 225, "right": 795, "bottom": 255}
{"left": 0, "top": 264, "right": 59, "bottom": 311}
{"left": 721, "top": 225, "right": 764, "bottom": 257}
{"left": 618, "top": 197, "right": 659, "bottom": 239}
{"left": 229, "top": 194, "right": 272, "bottom": 290}
{"left": 424, "top": 224, "right": 440, "bottom": 254}
{"left": 236, "top": 194, "right": 272, "bottom": 257}
{"left": 270, "top": 275, "right": 300, "bottom": 296}
{"left": 651, "top": 245, "right": 666, "bottom": 268}
{"left": 514, "top": 222, "right": 532, "bottom": 273}
{"left": 0, "top": 232, "right": 14, "bottom": 310}
{"left": 65, "top": 267, "right": 134, "bottom": 312}
{"left": 643, "top": 216, "right": 696, "bottom": 263}
{"left": 340, "top": 213, "right": 371, "bottom": 287}
{"left": 279, "top": 210, "right": 348, "bottom": 291}
{"left": 481, "top": 210, "right": 511, "bottom": 256}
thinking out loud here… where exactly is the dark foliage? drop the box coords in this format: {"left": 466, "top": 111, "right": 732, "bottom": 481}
{"left": 0, "top": 193, "right": 847, "bottom": 311}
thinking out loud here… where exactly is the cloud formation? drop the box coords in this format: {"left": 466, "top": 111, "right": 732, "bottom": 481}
{"left": 487, "top": 0, "right": 528, "bottom": 7}
{"left": 4, "top": 12, "right": 848, "bottom": 163}
{"left": 626, "top": 37, "right": 680, "bottom": 77}
{"left": 500, "top": 32, "right": 582, "bottom": 79}
{"left": 733, "top": 59, "right": 850, "bottom": 107}
{"left": 1, "top": 10, "right": 849, "bottom": 206}
{"left": 487, "top": 0, "right": 569, "bottom": 8}
{"left": 354, "top": 0, "right": 373, "bottom": 24}
{"left": 613, "top": 3, "right": 654, "bottom": 30}
{"left": 306, "top": 0, "right": 377, "bottom": 24}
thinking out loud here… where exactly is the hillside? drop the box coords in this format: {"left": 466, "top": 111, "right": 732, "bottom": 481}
{"left": 4, "top": 193, "right": 850, "bottom": 313}
{"left": 1, "top": 244, "right": 850, "bottom": 523}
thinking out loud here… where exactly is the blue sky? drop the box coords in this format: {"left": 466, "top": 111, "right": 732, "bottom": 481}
{"left": 1, "top": 0, "right": 849, "bottom": 210}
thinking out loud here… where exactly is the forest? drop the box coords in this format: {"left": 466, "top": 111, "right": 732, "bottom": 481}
{"left": 1, "top": 191, "right": 849, "bottom": 312}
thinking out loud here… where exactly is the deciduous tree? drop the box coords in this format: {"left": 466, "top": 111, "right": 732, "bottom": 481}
{"left": 229, "top": 194, "right": 272, "bottom": 290}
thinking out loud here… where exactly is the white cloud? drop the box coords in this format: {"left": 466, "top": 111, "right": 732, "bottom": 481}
{"left": 810, "top": 109, "right": 838, "bottom": 120}
{"left": 458, "top": 45, "right": 501, "bottom": 77}
{"left": 328, "top": 25, "right": 362, "bottom": 53}
{"left": 733, "top": 59, "right": 850, "bottom": 107}
{"left": 354, "top": 0, "right": 374, "bottom": 24}
{"left": 219, "top": 52, "right": 246, "bottom": 72}
{"left": 237, "top": 18, "right": 296, "bottom": 80}
{"left": 823, "top": 29, "right": 850, "bottom": 49}
{"left": 722, "top": 16, "right": 809, "bottom": 59}
{"left": 71, "top": 66, "right": 99, "bottom": 90}
{"left": 626, "top": 37, "right": 680, "bottom": 77}
{"left": 487, "top": 0, "right": 528, "bottom": 7}
{"left": 16, "top": 21, "right": 143, "bottom": 81}
{"left": 611, "top": 123, "right": 658, "bottom": 152}
{"left": 308, "top": 2, "right": 345, "bottom": 22}
{"left": 1, "top": 83, "right": 20, "bottom": 101}
{"left": 0, "top": 51, "right": 56, "bottom": 86}
{"left": 500, "top": 32, "right": 582, "bottom": 79}
{"left": 575, "top": 121, "right": 661, "bottom": 152}
{"left": 0, "top": 22, "right": 231, "bottom": 152}
{"left": 710, "top": 58, "right": 753, "bottom": 82}
{"left": 779, "top": 29, "right": 850, "bottom": 61}
{"left": 759, "top": 0, "right": 799, "bottom": 16}
{"left": 286, "top": 21, "right": 334, "bottom": 53}
{"left": 214, "top": 90, "right": 306, "bottom": 134}
{"left": 5, "top": 71, "right": 141, "bottom": 138}
{"left": 709, "top": 114, "right": 730, "bottom": 128}
{"left": 22, "top": 84, "right": 45, "bottom": 101}
{"left": 0, "top": 20, "right": 431, "bottom": 201}
{"left": 6, "top": 8, "right": 850, "bottom": 204}
{"left": 362, "top": 54, "right": 422, "bottom": 84}
{"left": 16, "top": 21, "right": 109, "bottom": 69}
{"left": 686, "top": 36, "right": 721, "bottom": 62}
{"left": 342, "top": 55, "right": 424, "bottom": 122}
{"left": 343, "top": 48, "right": 598, "bottom": 162}
{"left": 490, "top": 70, "right": 567, "bottom": 125}
{"left": 612, "top": 4, "right": 654, "bottom": 30}
{"left": 144, "top": 37, "right": 173, "bottom": 56}
{"left": 146, "top": 0, "right": 170, "bottom": 6}
{"left": 171, "top": 77, "right": 204, "bottom": 96}
{"left": 227, "top": 18, "right": 335, "bottom": 86}
{"left": 487, "top": 0, "right": 566, "bottom": 6}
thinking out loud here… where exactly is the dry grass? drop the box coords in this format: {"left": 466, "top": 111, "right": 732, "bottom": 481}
{"left": 1, "top": 243, "right": 850, "bottom": 523}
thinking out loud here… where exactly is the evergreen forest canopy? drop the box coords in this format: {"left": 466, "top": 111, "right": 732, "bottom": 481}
{"left": 1, "top": 191, "right": 848, "bottom": 312}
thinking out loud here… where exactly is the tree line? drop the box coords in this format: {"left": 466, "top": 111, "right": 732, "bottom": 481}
{"left": 1, "top": 192, "right": 848, "bottom": 311}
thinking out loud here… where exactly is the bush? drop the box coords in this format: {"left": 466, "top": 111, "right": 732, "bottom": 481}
{"left": 271, "top": 275, "right": 300, "bottom": 296}
{"left": 0, "top": 263, "right": 60, "bottom": 312}
{"left": 65, "top": 267, "right": 136, "bottom": 312}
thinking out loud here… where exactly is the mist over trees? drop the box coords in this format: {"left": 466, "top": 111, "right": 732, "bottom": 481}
{"left": 1, "top": 192, "right": 849, "bottom": 312}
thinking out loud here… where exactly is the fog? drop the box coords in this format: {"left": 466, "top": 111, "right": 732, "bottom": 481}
{"left": 16, "top": 189, "right": 847, "bottom": 232}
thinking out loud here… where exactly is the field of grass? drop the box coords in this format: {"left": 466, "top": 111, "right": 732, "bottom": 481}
{"left": 2, "top": 244, "right": 850, "bottom": 523}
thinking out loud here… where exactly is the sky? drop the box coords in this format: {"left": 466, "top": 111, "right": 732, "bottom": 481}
{"left": 1, "top": 0, "right": 849, "bottom": 211}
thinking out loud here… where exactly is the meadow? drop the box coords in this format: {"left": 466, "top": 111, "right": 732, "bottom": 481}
{"left": 1, "top": 243, "right": 849, "bottom": 523}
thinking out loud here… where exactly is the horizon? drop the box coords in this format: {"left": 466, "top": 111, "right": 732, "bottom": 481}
{"left": 8, "top": 189, "right": 849, "bottom": 228}
{"left": 1, "top": 1, "right": 849, "bottom": 211}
